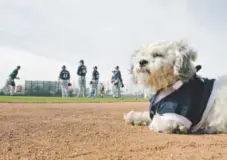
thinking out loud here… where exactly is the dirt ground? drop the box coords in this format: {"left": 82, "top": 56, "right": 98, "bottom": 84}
{"left": 0, "top": 103, "right": 227, "bottom": 160}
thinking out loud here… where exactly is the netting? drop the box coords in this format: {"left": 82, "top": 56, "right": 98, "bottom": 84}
{"left": 24, "top": 81, "right": 61, "bottom": 96}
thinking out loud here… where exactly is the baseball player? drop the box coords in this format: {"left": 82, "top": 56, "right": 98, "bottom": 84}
{"left": 115, "top": 66, "right": 124, "bottom": 97}
{"left": 111, "top": 70, "right": 121, "bottom": 98}
{"left": 89, "top": 66, "right": 99, "bottom": 98}
{"left": 77, "top": 60, "right": 87, "bottom": 97}
{"left": 59, "top": 65, "right": 71, "bottom": 97}
{"left": 2, "top": 66, "right": 21, "bottom": 96}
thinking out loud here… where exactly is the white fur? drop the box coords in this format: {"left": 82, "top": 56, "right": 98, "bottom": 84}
{"left": 127, "top": 40, "right": 227, "bottom": 134}
{"left": 123, "top": 111, "right": 151, "bottom": 126}
{"left": 149, "top": 113, "right": 191, "bottom": 133}
{"left": 131, "top": 40, "right": 197, "bottom": 91}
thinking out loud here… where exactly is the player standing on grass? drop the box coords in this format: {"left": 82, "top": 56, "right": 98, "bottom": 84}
{"left": 59, "top": 65, "right": 71, "bottom": 98}
{"left": 111, "top": 70, "right": 120, "bottom": 98}
{"left": 77, "top": 60, "right": 87, "bottom": 97}
{"left": 115, "top": 66, "right": 124, "bottom": 98}
{"left": 89, "top": 66, "right": 99, "bottom": 98}
{"left": 1, "top": 66, "right": 21, "bottom": 96}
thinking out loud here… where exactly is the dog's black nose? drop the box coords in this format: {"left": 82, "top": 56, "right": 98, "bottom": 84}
{"left": 139, "top": 59, "right": 148, "bottom": 67}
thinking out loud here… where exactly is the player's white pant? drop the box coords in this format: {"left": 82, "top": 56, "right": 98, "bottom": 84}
{"left": 112, "top": 82, "right": 121, "bottom": 98}
{"left": 60, "top": 80, "right": 69, "bottom": 97}
{"left": 117, "top": 81, "right": 121, "bottom": 97}
{"left": 2, "top": 77, "right": 15, "bottom": 96}
{"left": 77, "top": 76, "right": 86, "bottom": 97}
{"left": 90, "top": 80, "right": 99, "bottom": 98}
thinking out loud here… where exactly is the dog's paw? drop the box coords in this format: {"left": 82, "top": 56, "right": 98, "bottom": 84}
{"left": 204, "top": 127, "right": 218, "bottom": 134}
{"left": 178, "top": 125, "right": 189, "bottom": 134}
{"left": 145, "top": 121, "right": 150, "bottom": 126}
{"left": 124, "top": 121, "right": 134, "bottom": 126}
{"left": 171, "top": 125, "right": 189, "bottom": 134}
{"left": 133, "top": 121, "right": 143, "bottom": 126}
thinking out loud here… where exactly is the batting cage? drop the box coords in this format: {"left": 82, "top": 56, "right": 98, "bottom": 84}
{"left": 24, "top": 80, "right": 62, "bottom": 96}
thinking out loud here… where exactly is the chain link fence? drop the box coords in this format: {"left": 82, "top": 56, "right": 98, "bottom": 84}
{"left": 6, "top": 80, "right": 148, "bottom": 98}
{"left": 24, "top": 80, "right": 62, "bottom": 96}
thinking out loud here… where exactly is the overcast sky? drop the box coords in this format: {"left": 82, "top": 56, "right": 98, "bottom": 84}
{"left": 0, "top": 0, "right": 226, "bottom": 90}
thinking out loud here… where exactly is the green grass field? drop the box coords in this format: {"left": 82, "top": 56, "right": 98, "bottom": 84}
{"left": 0, "top": 96, "right": 147, "bottom": 103}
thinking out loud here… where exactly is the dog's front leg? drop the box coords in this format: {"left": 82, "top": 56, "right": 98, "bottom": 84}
{"left": 149, "top": 114, "right": 191, "bottom": 134}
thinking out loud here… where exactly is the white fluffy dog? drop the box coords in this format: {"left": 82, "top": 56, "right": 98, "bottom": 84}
{"left": 124, "top": 40, "right": 227, "bottom": 134}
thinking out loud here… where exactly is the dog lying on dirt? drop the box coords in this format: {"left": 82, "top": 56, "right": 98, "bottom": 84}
{"left": 124, "top": 40, "right": 227, "bottom": 134}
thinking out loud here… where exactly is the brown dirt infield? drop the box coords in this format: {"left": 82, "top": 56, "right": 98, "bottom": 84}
{"left": 0, "top": 102, "right": 227, "bottom": 160}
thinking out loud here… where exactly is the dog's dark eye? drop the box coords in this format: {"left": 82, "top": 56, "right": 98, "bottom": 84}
{"left": 152, "top": 52, "right": 163, "bottom": 58}
{"left": 179, "top": 47, "right": 186, "bottom": 52}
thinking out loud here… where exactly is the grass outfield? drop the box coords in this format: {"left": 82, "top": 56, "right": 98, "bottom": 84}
{"left": 0, "top": 96, "right": 148, "bottom": 103}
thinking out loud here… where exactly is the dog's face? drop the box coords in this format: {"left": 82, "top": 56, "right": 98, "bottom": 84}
{"left": 130, "top": 40, "right": 197, "bottom": 91}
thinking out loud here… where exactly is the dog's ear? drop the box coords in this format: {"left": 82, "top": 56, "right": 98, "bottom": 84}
{"left": 173, "top": 42, "right": 197, "bottom": 82}
{"left": 130, "top": 52, "right": 139, "bottom": 84}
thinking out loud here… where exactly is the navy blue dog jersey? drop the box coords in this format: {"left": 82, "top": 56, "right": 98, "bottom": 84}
{"left": 149, "top": 76, "right": 215, "bottom": 127}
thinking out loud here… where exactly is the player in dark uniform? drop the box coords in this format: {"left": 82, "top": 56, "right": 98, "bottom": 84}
{"left": 115, "top": 66, "right": 124, "bottom": 97}
{"left": 77, "top": 60, "right": 87, "bottom": 97}
{"left": 89, "top": 66, "right": 99, "bottom": 98}
{"left": 111, "top": 70, "right": 120, "bottom": 98}
{"left": 2, "top": 66, "right": 21, "bottom": 95}
{"left": 59, "top": 65, "right": 70, "bottom": 97}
